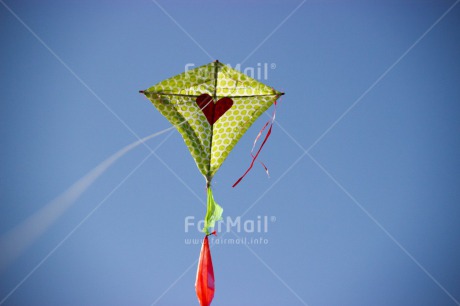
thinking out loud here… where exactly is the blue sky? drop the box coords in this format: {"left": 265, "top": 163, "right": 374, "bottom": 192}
{"left": 1, "top": 0, "right": 460, "bottom": 305}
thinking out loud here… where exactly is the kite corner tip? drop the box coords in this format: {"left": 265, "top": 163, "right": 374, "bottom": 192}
{"left": 214, "top": 59, "right": 219, "bottom": 63}
{"left": 138, "top": 90, "right": 145, "bottom": 94}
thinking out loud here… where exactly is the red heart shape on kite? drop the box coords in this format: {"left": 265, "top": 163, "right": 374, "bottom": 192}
{"left": 196, "top": 93, "right": 233, "bottom": 125}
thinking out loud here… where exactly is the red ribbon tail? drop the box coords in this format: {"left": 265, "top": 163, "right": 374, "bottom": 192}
{"left": 233, "top": 99, "right": 278, "bottom": 187}
{"left": 195, "top": 236, "right": 215, "bottom": 306}
{"left": 232, "top": 125, "right": 273, "bottom": 187}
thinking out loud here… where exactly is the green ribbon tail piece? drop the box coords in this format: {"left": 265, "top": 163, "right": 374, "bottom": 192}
{"left": 204, "top": 187, "right": 223, "bottom": 235}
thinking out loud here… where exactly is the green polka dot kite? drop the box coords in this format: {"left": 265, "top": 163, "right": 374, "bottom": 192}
{"left": 140, "top": 60, "right": 283, "bottom": 306}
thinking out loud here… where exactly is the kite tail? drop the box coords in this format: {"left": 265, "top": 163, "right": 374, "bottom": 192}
{"left": 195, "top": 233, "right": 216, "bottom": 306}
{"left": 195, "top": 187, "right": 221, "bottom": 306}
{"left": 203, "top": 187, "right": 223, "bottom": 235}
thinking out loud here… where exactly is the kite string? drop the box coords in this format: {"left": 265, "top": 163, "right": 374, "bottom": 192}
{"left": 0, "top": 126, "right": 175, "bottom": 271}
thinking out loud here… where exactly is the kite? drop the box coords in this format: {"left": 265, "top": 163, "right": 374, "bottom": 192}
{"left": 140, "top": 60, "right": 283, "bottom": 306}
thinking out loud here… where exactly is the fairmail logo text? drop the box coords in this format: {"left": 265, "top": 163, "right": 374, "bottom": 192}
{"left": 184, "top": 215, "right": 276, "bottom": 233}
{"left": 184, "top": 62, "right": 276, "bottom": 80}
